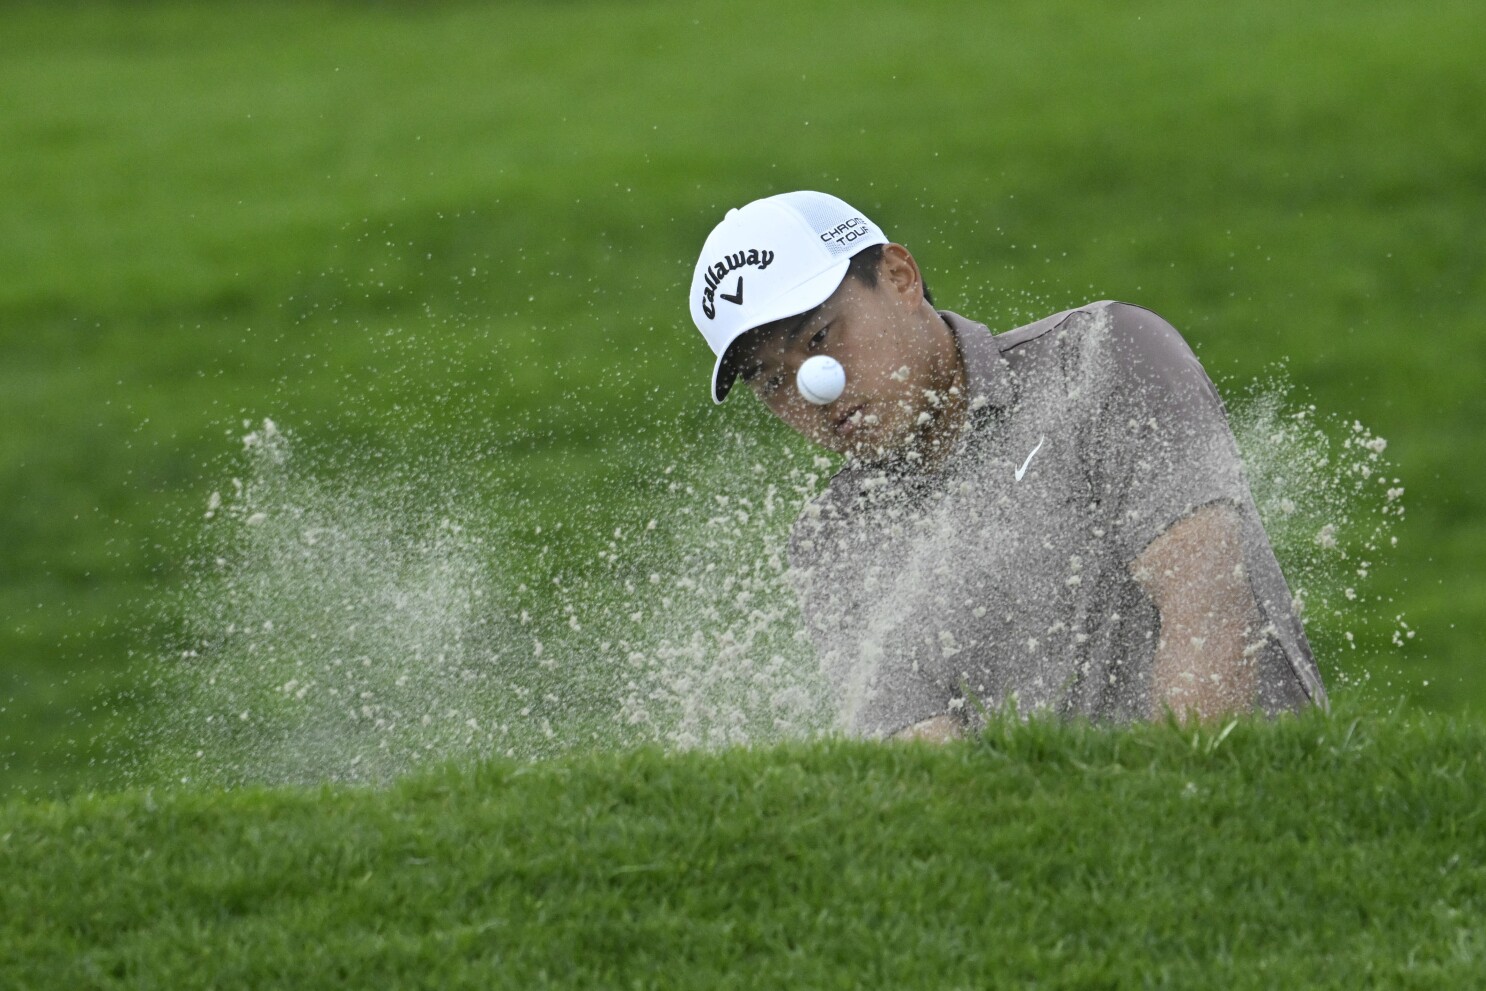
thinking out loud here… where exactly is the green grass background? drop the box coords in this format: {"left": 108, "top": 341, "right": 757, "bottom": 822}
{"left": 4, "top": 3, "right": 1486, "bottom": 982}
{"left": 3, "top": 0, "right": 1483, "bottom": 791}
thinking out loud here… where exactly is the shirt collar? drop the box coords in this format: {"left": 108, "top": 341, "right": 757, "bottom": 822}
{"left": 939, "top": 309, "right": 1014, "bottom": 418}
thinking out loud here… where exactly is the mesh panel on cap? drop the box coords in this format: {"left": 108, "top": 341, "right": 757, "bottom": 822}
{"left": 791, "top": 198, "right": 878, "bottom": 259}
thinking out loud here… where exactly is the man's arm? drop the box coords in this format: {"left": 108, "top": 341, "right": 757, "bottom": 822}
{"left": 1132, "top": 501, "right": 1261, "bottom": 721}
{"left": 892, "top": 714, "right": 962, "bottom": 743}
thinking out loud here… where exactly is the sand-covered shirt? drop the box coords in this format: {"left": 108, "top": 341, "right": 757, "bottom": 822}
{"left": 788, "top": 301, "right": 1327, "bottom": 736}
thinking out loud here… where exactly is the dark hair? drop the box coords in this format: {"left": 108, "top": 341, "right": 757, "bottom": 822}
{"left": 846, "top": 244, "right": 935, "bottom": 306}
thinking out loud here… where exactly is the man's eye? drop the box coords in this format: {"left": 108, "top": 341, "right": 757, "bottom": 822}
{"left": 809, "top": 325, "right": 830, "bottom": 348}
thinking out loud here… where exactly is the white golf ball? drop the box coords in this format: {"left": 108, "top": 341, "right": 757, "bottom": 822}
{"left": 797, "top": 355, "right": 846, "bottom": 405}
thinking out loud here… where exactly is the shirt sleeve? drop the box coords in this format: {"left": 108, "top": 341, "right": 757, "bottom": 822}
{"left": 1080, "top": 302, "right": 1327, "bottom": 709}
{"left": 1073, "top": 302, "right": 1250, "bottom": 566}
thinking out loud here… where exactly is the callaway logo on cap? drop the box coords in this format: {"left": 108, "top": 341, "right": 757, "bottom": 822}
{"left": 689, "top": 190, "right": 888, "bottom": 403}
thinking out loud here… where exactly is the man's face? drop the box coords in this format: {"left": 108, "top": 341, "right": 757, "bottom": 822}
{"left": 735, "top": 257, "right": 947, "bottom": 459}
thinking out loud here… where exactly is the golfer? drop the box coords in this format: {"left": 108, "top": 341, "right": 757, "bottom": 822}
{"left": 689, "top": 191, "right": 1327, "bottom": 740}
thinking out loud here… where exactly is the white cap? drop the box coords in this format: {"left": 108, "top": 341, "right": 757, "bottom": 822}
{"left": 689, "top": 190, "right": 888, "bottom": 403}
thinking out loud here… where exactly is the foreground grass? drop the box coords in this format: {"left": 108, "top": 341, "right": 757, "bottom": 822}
{"left": 4, "top": 708, "right": 1483, "bottom": 988}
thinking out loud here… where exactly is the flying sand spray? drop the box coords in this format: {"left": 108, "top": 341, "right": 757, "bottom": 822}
{"left": 137, "top": 299, "right": 1407, "bottom": 787}
{"left": 141, "top": 378, "right": 1408, "bottom": 790}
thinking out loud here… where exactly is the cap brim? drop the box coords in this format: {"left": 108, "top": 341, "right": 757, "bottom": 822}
{"left": 711, "top": 346, "right": 743, "bottom": 404}
{"left": 708, "top": 257, "right": 852, "bottom": 404}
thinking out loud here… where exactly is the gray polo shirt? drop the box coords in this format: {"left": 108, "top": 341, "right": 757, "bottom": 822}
{"left": 788, "top": 300, "right": 1327, "bottom": 736}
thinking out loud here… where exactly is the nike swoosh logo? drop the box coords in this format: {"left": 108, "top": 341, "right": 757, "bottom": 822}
{"left": 720, "top": 277, "right": 744, "bottom": 306}
{"left": 1015, "top": 436, "right": 1045, "bottom": 482}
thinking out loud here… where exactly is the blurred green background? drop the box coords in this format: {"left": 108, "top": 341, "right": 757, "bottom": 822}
{"left": 3, "top": 0, "right": 1482, "bottom": 796}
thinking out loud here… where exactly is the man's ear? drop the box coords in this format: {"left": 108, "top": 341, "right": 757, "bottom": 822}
{"left": 879, "top": 243, "right": 925, "bottom": 303}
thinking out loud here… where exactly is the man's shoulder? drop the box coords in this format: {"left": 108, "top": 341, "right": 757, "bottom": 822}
{"left": 997, "top": 300, "right": 1207, "bottom": 395}
{"left": 996, "top": 300, "right": 1188, "bottom": 355}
